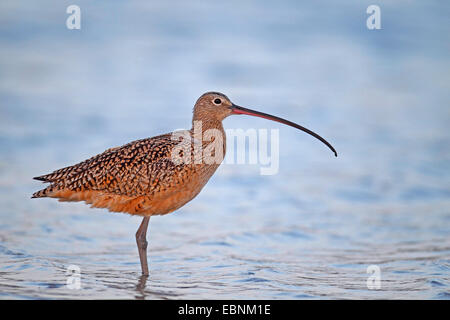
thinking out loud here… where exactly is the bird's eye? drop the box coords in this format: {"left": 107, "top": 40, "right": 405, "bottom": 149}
{"left": 213, "top": 98, "right": 222, "bottom": 105}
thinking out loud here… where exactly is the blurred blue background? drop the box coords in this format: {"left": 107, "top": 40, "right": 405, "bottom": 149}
{"left": 0, "top": 1, "right": 449, "bottom": 299}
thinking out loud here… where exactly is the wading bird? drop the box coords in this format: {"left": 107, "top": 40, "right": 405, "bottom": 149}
{"left": 32, "top": 92, "right": 337, "bottom": 275}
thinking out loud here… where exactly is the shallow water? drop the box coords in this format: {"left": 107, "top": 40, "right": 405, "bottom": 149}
{"left": 0, "top": 1, "right": 449, "bottom": 299}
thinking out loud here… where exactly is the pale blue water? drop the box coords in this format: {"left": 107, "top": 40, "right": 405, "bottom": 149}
{"left": 0, "top": 1, "right": 449, "bottom": 299}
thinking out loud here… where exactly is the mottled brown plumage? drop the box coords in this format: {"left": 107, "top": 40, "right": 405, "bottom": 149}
{"left": 32, "top": 93, "right": 230, "bottom": 217}
{"left": 32, "top": 91, "right": 337, "bottom": 275}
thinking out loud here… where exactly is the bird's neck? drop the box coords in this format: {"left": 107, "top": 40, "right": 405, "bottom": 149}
{"left": 191, "top": 117, "right": 223, "bottom": 130}
{"left": 190, "top": 117, "right": 226, "bottom": 156}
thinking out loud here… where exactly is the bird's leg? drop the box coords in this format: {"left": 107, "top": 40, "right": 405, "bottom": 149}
{"left": 136, "top": 216, "right": 150, "bottom": 276}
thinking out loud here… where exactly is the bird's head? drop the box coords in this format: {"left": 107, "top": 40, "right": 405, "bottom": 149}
{"left": 193, "top": 92, "right": 234, "bottom": 122}
{"left": 193, "top": 91, "right": 337, "bottom": 157}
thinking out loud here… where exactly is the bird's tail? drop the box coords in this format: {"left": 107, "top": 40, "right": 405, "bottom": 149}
{"left": 31, "top": 186, "right": 54, "bottom": 199}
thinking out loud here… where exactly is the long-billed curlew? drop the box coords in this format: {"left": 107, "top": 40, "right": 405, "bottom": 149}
{"left": 32, "top": 92, "right": 337, "bottom": 275}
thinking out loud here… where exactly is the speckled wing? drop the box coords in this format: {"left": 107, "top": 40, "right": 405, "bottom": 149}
{"left": 32, "top": 133, "right": 191, "bottom": 199}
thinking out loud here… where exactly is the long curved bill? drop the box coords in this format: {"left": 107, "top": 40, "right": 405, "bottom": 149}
{"left": 231, "top": 104, "right": 337, "bottom": 157}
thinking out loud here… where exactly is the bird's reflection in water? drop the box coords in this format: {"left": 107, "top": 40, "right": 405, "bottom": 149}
{"left": 135, "top": 274, "right": 149, "bottom": 299}
{"left": 133, "top": 273, "right": 182, "bottom": 299}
